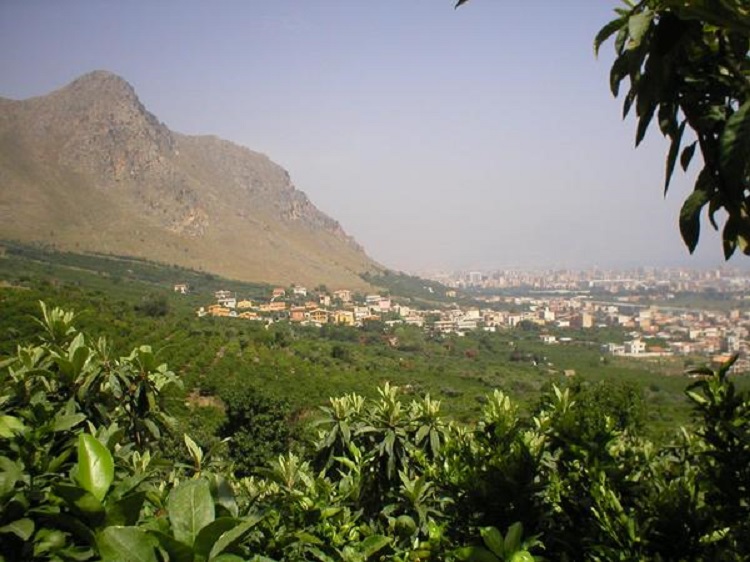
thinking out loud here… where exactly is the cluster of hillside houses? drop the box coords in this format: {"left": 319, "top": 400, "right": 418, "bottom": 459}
{"left": 191, "top": 286, "right": 415, "bottom": 327}
{"left": 180, "top": 284, "right": 749, "bottom": 371}
{"left": 491, "top": 295, "right": 750, "bottom": 371}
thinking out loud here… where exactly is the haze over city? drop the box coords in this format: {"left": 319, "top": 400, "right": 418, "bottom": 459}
{"left": 0, "top": 1, "right": 740, "bottom": 272}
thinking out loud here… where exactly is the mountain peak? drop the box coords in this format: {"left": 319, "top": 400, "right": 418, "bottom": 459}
{"left": 0, "top": 70, "right": 379, "bottom": 287}
{"left": 46, "top": 70, "right": 142, "bottom": 111}
{"left": 66, "top": 69, "right": 137, "bottom": 97}
{"left": 20, "top": 70, "right": 177, "bottom": 188}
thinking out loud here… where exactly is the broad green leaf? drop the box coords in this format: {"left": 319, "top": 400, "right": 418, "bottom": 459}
{"left": 658, "top": 102, "right": 678, "bottom": 137}
{"left": 143, "top": 418, "right": 161, "bottom": 440}
{"left": 33, "top": 529, "right": 68, "bottom": 557}
{"left": 110, "top": 471, "right": 151, "bottom": 502}
{"left": 211, "top": 555, "right": 247, "bottom": 562}
{"left": 208, "top": 513, "right": 265, "bottom": 559}
{"left": 38, "top": 511, "right": 96, "bottom": 545}
{"left": 147, "top": 530, "right": 193, "bottom": 562}
{"left": 97, "top": 526, "right": 159, "bottom": 562}
{"left": 430, "top": 428, "right": 441, "bottom": 456}
{"left": 723, "top": 216, "right": 739, "bottom": 259}
{"left": 635, "top": 102, "right": 657, "bottom": 146}
{"left": 295, "top": 531, "right": 324, "bottom": 546}
{"left": 614, "top": 25, "right": 628, "bottom": 53}
{"left": 211, "top": 474, "right": 239, "bottom": 518}
{"left": 194, "top": 517, "right": 238, "bottom": 558}
{"left": 0, "top": 415, "right": 26, "bottom": 438}
{"left": 627, "top": 11, "right": 653, "bottom": 49}
{"left": 320, "top": 507, "right": 342, "bottom": 519}
{"left": 622, "top": 88, "right": 636, "bottom": 118}
{"left": 0, "top": 518, "right": 34, "bottom": 541}
{"left": 55, "top": 484, "right": 105, "bottom": 524}
{"left": 719, "top": 99, "right": 750, "bottom": 192}
{"left": 359, "top": 534, "right": 391, "bottom": 558}
{"left": 0, "top": 456, "right": 22, "bottom": 496}
{"left": 77, "top": 433, "right": 114, "bottom": 501}
{"left": 509, "top": 552, "right": 535, "bottom": 562}
{"left": 700, "top": 527, "right": 730, "bottom": 545}
{"left": 481, "top": 526, "right": 505, "bottom": 557}
{"left": 664, "top": 120, "right": 686, "bottom": 193}
{"left": 105, "top": 492, "right": 147, "bottom": 527}
{"left": 302, "top": 546, "right": 332, "bottom": 562}
{"left": 168, "top": 478, "right": 214, "bottom": 547}
{"left": 340, "top": 420, "right": 351, "bottom": 444}
{"left": 53, "top": 412, "right": 86, "bottom": 432}
{"left": 69, "top": 332, "right": 90, "bottom": 376}
{"left": 609, "top": 53, "right": 630, "bottom": 97}
{"left": 595, "top": 17, "right": 627, "bottom": 55}
{"left": 680, "top": 141, "right": 697, "bottom": 171}
{"left": 454, "top": 546, "right": 501, "bottom": 562}
{"left": 679, "top": 183, "right": 711, "bottom": 253}
{"left": 384, "top": 431, "right": 395, "bottom": 458}
{"left": 184, "top": 433, "right": 203, "bottom": 466}
{"left": 48, "top": 448, "right": 74, "bottom": 473}
{"left": 504, "top": 522, "right": 524, "bottom": 555}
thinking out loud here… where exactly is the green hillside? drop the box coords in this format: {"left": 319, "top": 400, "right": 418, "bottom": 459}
{"left": 1, "top": 243, "right": 732, "bottom": 443}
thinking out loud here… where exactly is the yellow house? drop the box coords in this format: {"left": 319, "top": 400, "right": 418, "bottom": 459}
{"left": 309, "top": 308, "right": 329, "bottom": 324}
{"left": 334, "top": 310, "right": 355, "bottom": 326}
{"left": 237, "top": 299, "right": 254, "bottom": 309}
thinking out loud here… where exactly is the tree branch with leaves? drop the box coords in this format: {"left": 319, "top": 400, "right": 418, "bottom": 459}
{"left": 595, "top": 0, "right": 750, "bottom": 258}
{"left": 457, "top": 0, "right": 750, "bottom": 259}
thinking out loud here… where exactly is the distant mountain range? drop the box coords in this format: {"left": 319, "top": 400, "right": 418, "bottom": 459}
{"left": 0, "top": 70, "right": 380, "bottom": 288}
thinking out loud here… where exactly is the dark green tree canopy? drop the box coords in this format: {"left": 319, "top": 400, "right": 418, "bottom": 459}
{"left": 458, "top": 0, "right": 750, "bottom": 259}
{"left": 596, "top": 0, "right": 750, "bottom": 258}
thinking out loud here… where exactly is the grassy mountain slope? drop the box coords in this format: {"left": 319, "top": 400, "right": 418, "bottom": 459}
{"left": 0, "top": 71, "right": 380, "bottom": 288}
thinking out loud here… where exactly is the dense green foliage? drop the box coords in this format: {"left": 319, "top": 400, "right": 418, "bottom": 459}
{"left": 219, "top": 385, "right": 295, "bottom": 476}
{"left": 1, "top": 305, "right": 749, "bottom": 560}
{"left": 596, "top": 0, "right": 750, "bottom": 257}
{"left": 1, "top": 268, "right": 708, "bottom": 441}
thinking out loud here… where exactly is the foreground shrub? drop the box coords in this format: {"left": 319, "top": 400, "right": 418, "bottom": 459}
{"left": 1, "top": 303, "right": 748, "bottom": 560}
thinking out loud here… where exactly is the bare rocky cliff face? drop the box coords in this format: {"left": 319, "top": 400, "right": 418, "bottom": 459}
{"left": 0, "top": 71, "right": 376, "bottom": 286}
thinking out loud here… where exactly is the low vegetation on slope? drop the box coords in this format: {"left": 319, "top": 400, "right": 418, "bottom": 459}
{"left": 0, "top": 244, "right": 727, "bottom": 443}
{"left": 1, "top": 303, "right": 748, "bottom": 561}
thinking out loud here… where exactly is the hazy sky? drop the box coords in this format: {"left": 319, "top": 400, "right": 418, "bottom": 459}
{"left": 0, "top": 1, "right": 739, "bottom": 272}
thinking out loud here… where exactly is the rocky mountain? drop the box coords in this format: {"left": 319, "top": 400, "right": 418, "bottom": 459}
{"left": 0, "top": 71, "right": 380, "bottom": 287}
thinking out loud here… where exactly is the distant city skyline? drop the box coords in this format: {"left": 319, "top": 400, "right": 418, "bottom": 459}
{"left": 0, "top": 1, "right": 740, "bottom": 272}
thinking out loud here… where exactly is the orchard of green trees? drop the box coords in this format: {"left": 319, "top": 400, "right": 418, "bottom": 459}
{"left": 1, "top": 303, "right": 748, "bottom": 561}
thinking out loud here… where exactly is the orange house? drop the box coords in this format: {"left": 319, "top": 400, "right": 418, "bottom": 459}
{"left": 290, "top": 307, "right": 307, "bottom": 322}
{"left": 208, "top": 305, "right": 231, "bottom": 317}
